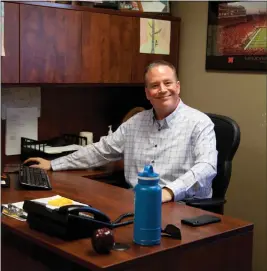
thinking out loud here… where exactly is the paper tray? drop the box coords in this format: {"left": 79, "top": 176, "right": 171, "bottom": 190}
{"left": 20, "top": 134, "right": 87, "bottom": 161}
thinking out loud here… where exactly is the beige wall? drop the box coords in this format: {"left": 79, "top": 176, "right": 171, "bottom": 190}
{"left": 172, "top": 2, "right": 266, "bottom": 271}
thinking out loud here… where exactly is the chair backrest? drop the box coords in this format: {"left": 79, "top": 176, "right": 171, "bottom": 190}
{"left": 206, "top": 113, "right": 241, "bottom": 199}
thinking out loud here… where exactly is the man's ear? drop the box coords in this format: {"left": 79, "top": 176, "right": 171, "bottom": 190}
{"left": 176, "top": 81, "right": 181, "bottom": 95}
{"left": 145, "top": 87, "right": 150, "bottom": 100}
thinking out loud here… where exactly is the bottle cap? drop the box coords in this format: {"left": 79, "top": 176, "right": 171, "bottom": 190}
{"left": 138, "top": 165, "right": 159, "bottom": 178}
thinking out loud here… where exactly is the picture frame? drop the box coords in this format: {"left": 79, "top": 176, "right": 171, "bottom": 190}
{"left": 118, "top": 1, "right": 143, "bottom": 12}
{"left": 118, "top": 1, "right": 170, "bottom": 14}
{"left": 205, "top": 1, "right": 267, "bottom": 72}
{"left": 140, "top": 1, "right": 170, "bottom": 14}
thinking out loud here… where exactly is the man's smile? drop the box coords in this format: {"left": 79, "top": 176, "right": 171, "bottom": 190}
{"left": 157, "top": 95, "right": 172, "bottom": 99}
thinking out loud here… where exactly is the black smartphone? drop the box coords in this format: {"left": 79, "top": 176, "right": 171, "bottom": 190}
{"left": 181, "top": 214, "right": 221, "bottom": 227}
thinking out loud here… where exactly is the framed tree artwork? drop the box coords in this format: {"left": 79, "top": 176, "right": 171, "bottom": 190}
{"left": 206, "top": 1, "right": 267, "bottom": 72}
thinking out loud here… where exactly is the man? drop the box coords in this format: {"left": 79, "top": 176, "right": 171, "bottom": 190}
{"left": 24, "top": 60, "right": 218, "bottom": 203}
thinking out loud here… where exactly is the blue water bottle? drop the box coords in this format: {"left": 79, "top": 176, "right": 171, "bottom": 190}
{"left": 133, "top": 165, "right": 162, "bottom": 246}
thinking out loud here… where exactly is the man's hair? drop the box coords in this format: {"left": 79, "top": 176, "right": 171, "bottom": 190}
{"left": 144, "top": 60, "right": 178, "bottom": 85}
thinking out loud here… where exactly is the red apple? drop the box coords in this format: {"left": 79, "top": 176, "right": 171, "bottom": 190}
{"left": 91, "top": 228, "right": 115, "bottom": 254}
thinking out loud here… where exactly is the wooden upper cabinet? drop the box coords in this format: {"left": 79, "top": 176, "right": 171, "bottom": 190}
{"left": 82, "top": 13, "right": 132, "bottom": 83}
{"left": 2, "top": 3, "right": 180, "bottom": 84}
{"left": 131, "top": 18, "right": 180, "bottom": 83}
{"left": 20, "top": 4, "right": 82, "bottom": 83}
{"left": 1, "top": 3, "right": 19, "bottom": 83}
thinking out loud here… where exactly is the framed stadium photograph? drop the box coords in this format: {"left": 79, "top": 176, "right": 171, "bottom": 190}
{"left": 205, "top": 1, "right": 267, "bottom": 72}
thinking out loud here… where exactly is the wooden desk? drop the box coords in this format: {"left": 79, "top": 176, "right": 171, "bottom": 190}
{"left": 1, "top": 171, "right": 253, "bottom": 271}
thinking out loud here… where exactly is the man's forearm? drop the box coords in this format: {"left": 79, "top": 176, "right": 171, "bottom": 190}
{"left": 51, "top": 145, "right": 108, "bottom": 171}
{"left": 166, "top": 162, "right": 217, "bottom": 201}
{"left": 51, "top": 137, "right": 124, "bottom": 171}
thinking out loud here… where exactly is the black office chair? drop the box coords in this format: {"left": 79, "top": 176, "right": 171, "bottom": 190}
{"left": 184, "top": 113, "right": 241, "bottom": 214}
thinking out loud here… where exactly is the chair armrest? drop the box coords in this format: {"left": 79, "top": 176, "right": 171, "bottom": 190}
{"left": 183, "top": 198, "right": 226, "bottom": 208}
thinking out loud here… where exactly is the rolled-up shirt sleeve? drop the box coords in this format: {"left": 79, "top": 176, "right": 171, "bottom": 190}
{"left": 51, "top": 123, "right": 127, "bottom": 171}
{"left": 166, "top": 119, "right": 218, "bottom": 201}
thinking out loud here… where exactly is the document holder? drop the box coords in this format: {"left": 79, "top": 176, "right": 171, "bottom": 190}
{"left": 20, "top": 134, "right": 87, "bottom": 162}
{"left": 23, "top": 200, "right": 134, "bottom": 240}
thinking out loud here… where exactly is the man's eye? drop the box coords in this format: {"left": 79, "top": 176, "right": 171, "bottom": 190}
{"left": 151, "top": 85, "right": 158, "bottom": 89}
{"left": 165, "top": 82, "right": 172, "bottom": 86}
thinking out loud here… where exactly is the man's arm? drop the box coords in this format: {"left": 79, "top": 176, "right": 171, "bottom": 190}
{"left": 164, "top": 120, "right": 218, "bottom": 202}
{"left": 51, "top": 124, "right": 127, "bottom": 171}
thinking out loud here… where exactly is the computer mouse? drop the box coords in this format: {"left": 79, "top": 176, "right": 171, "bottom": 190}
{"left": 24, "top": 161, "right": 39, "bottom": 167}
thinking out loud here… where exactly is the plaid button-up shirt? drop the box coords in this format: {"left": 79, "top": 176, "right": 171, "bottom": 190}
{"left": 52, "top": 100, "right": 217, "bottom": 201}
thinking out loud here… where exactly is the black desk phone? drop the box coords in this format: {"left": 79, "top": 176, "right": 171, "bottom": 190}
{"left": 23, "top": 200, "right": 134, "bottom": 240}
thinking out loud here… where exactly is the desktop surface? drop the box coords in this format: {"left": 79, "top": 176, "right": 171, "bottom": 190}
{"left": 2, "top": 170, "right": 253, "bottom": 271}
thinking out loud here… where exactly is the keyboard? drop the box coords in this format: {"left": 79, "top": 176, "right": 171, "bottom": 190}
{"left": 19, "top": 165, "right": 52, "bottom": 190}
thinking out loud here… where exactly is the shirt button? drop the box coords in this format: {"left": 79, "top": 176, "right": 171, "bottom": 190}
{"left": 151, "top": 160, "right": 155, "bottom": 163}
{"left": 154, "top": 145, "right": 157, "bottom": 147}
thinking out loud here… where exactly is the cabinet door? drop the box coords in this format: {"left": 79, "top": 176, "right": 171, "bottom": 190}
{"left": 81, "top": 12, "right": 110, "bottom": 83}
{"left": 20, "top": 5, "right": 82, "bottom": 83}
{"left": 1, "top": 3, "right": 19, "bottom": 83}
{"left": 131, "top": 18, "right": 180, "bottom": 83}
{"left": 82, "top": 13, "right": 132, "bottom": 83}
{"left": 109, "top": 15, "right": 133, "bottom": 83}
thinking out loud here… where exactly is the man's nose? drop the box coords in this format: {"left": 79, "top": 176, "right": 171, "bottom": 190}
{"left": 159, "top": 83, "right": 167, "bottom": 93}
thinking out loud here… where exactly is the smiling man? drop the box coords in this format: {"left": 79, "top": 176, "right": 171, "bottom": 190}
{"left": 24, "top": 60, "right": 218, "bottom": 203}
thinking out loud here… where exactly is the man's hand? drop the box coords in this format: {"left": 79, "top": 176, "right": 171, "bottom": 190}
{"left": 23, "top": 157, "right": 52, "bottom": 171}
{"left": 162, "top": 187, "right": 174, "bottom": 203}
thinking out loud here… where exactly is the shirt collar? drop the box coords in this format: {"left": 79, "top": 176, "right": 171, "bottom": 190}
{"left": 152, "top": 99, "right": 184, "bottom": 128}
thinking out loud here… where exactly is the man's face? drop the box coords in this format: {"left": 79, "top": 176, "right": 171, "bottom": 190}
{"left": 145, "top": 65, "right": 180, "bottom": 114}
